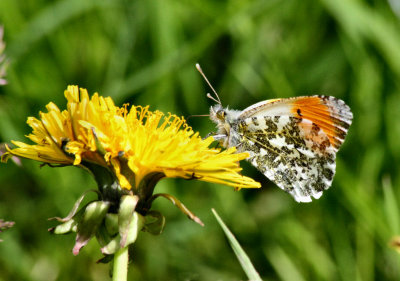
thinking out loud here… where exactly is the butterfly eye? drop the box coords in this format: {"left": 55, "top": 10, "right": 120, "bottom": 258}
{"left": 216, "top": 110, "right": 226, "bottom": 119}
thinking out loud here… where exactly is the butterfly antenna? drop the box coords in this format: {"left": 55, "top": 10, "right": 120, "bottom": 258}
{"left": 186, "top": 114, "right": 210, "bottom": 121}
{"left": 196, "top": 63, "right": 222, "bottom": 105}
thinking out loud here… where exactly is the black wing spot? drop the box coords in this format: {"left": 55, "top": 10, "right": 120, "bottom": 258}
{"left": 297, "top": 108, "right": 302, "bottom": 116}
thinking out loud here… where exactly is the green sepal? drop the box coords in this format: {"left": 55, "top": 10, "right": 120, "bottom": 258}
{"left": 96, "top": 222, "right": 113, "bottom": 248}
{"left": 48, "top": 207, "right": 85, "bottom": 234}
{"left": 73, "top": 200, "right": 110, "bottom": 256}
{"left": 0, "top": 151, "right": 12, "bottom": 163}
{"left": 149, "top": 193, "right": 204, "bottom": 226}
{"left": 143, "top": 210, "right": 166, "bottom": 235}
{"left": 101, "top": 212, "right": 144, "bottom": 255}
{"left": 49, "top": 189, "right": 100, "bottom": 222}
{"left": 118, "top": 195, "right": 139, "bottom": 247}
{"left": 50, "top": 219, "right": 77, "bottom": 234}
{"left": 100, "top": 234, "right": 120, "bottom": 255}
{"left": 123, "top": 212, "right": 144, "bottom": 246}
{"left": 105, "top": 213, "right": 119, "bottom": 236}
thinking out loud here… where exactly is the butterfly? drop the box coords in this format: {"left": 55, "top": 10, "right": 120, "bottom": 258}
{"left": 196, "top": 64, "right": 353, "bottom": 202}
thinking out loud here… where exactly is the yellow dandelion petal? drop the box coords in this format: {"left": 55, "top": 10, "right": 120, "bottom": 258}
{"left": 3, "top": 100, "right": 74, "bottom": 164}
{"left": 122, "top": 107, "right": 260, "bottom": 189}
{"left": 110, "top": 158, "right": 131, "bottom": 190}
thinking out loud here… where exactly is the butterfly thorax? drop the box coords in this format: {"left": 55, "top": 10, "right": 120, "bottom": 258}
{"left": 209, "top": 104, "right": 242, "bottom": 148}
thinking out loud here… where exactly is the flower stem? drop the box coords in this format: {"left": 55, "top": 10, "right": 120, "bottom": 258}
{"left": 113, "top": 247, "right": 129, "bottom": 281}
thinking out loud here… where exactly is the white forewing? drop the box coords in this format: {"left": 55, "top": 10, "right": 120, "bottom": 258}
{"left": 239, "top": 98, "right": 294, "bottom": 119}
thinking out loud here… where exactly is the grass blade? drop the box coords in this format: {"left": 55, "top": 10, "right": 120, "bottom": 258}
{"left": 212, "top": 208, "right": 262, "bottom": 281}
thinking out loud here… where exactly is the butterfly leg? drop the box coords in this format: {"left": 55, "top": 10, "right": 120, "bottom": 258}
{"left": 203, "top": 132, "right": 226, "bottom": 141}
{"left": 203, "top": 132, "right": 215, "bottom": 139}
{"left": 210, "top": 134, "right": 227, "bottom": 141}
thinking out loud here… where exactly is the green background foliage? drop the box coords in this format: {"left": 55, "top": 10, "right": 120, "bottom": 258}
{"left": 1, "top": 0, "right": 400, "bottom": 280}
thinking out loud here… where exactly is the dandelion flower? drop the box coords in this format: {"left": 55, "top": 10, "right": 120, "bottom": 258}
{"left": 3, "top": 85, "right": 260, "bottom": 192}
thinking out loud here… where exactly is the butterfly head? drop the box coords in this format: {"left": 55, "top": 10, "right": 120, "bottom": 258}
{"left": 210, "top": 104, "right": 226, "bottom": 122}
{"left": 208, "top": 104, "right": 231, "bottom": 147}
{"left": 209, "top": 104, "right": 228, "bottom": 137}
{"left": 209, "top": 104, "right": 243, "bottom": 148}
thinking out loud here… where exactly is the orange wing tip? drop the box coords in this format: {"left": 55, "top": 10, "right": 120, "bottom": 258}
{"left": 291, "top": 96, "right": 352, "bottom": 149}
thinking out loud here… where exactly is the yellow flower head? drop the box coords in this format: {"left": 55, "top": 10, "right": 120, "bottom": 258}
{"left": 3, "top": 86, "right": 260, "bottom": 193}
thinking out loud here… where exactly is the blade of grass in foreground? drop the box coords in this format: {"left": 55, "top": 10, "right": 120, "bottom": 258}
{"left": 212, "top": 208, "right": 262, "bottom": 281}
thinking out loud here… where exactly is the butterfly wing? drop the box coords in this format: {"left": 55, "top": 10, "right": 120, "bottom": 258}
{"left": 235, "top": 96, "right": 352, "bottom": 202}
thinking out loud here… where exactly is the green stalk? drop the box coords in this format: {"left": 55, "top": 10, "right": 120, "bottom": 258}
{"left": 113, "top": 247, "right": 129, "bottom": 281}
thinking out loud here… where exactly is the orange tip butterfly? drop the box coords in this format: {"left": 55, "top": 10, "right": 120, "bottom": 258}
{"left": 196, "top": 64, "right": 353, "bottom": 202}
